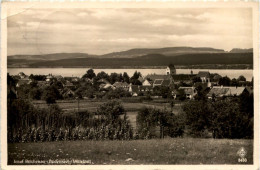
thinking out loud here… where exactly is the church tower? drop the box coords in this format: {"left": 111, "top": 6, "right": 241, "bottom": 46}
{"left": 166, "top": 64, "right": 176, "bottom": 75}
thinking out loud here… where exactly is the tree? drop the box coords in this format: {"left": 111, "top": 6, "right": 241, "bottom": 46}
{"left": 192, "top": 76, "right": 202, "bottom": 84}
{"left": 178, "top": 89, "right": 186, "bottom": 101}
{"left": 109, "top": 73, "right": 121, "bottom": 84}
{"left": 42, "top": 86, "right": 62, "bottom": 104}
{"left": 194, "top": 85, "right": 207, "bottom": 101}
{"left": 123, "top": 72, "right": 130, "bottom": 83}
{"left": 182, "top": 100, "right": 211, "bottom": 137}
{"left": 210, "top": 99, "right": 252, "bottom": 139}
{"left": 137, "top": 107, "right": 184, "bottom": 139}
{"left": 132, "top": 71, "right": 141, "bottom": 80}
{"left": 82, "top": 69, "right": 96, "bottom": 79}
{"left": 237, "top": 75, "right": 246, "bottom": 82}
{"left": 29, "top": 88, "right": 42, "bottom": 100}
{"left": 218, "top": 76, "right": 231, "bottom": 86}
{"left": 230, "top": 78, "right": 238, "bottom": 86}
{"left": 130, "top": 71, "right": 142, "bottom": 85}
{"left": 96, "top": 71, "right": 110, "bottom": 81}
{"left": 96, "top": 100, "right": 126, "bottom": 122}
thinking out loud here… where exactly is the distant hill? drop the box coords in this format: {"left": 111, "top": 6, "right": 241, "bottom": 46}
{"left": 8, "top": 53, "right": 94, "bottom": 61}
{"left": 100, "top": 47, "right": 226, "bottom": 58}
{"left": 229, "top": 48, "right": 253, "bottom": 53}
{"left": 27, "top": 53, "right": 253, "bottom": 68}
{"left": 7, "top": 47, "right": 253, "bottom": 68}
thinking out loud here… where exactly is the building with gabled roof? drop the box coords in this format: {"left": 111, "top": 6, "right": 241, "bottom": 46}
{"left": 153, "top": 79, "right": 172, "bottom": 87}
{"left": 145, "top": 74, "right": 171, "bottom": 81}
{"left": 207, "top": 86, "right": 248, "bottom": 99}
{"left": 113, "top": 82, "right": 130, "bottom": 91}
{"left": 142, "top": 79, "right": 152, "bottom": 86}
{"left": 97, "top": 78, "right": 110, "bottom": 84}
{"left": 129, "top": 84, "right": 139, "bottom": 96}
{"left": 179, "top": 87, "right": 197, "bottom": 99}
{"left": 16, "top": 79, "right": 31, "bottom": 87}
{"left": 197, "top": 71, "right": 210, "bottom": 83}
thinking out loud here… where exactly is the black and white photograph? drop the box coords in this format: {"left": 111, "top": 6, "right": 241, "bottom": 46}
{"left": 1, "top": 1, "right": 259, "bottom": 169}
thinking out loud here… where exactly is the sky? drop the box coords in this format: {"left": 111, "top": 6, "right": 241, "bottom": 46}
{"left": 7, "top": 8, "right": 252, "bottom": 56}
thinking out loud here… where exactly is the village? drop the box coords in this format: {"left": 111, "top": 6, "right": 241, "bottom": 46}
{"left": 11, "top": 64, "right": 253, "bottom": 102}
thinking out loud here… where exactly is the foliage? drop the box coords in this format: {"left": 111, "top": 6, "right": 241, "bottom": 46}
{"left": 130, "top": 71, "right": 142, "bottom": 85}
{"left": 96, "top": 71, "right": 110, "bottom": 81}
{"left": 182, "top": 98, "right": 253, "bottom": 139}
{"left": 123, "top": 72, "right": 130, "bottom": 83}
{"left": 96, "top": 100, "right": 126, "bottom": 121}
{"left": 237, "top": 75, "right": 246, "bottom": 82}
{"left": 42, "top": 85, "right": 62, "bottom": 104}
{"left": 192, "top": 76, "right": 202, "bottom": 83}
{"left": 152, "top": 86, "right": 171, "bottom": 98}
{"left": 109, "top": 73, "right": 123, "bottom": 84}
{"left": 218, "top": 76, "right": 231, "bottom": 86}
{"left": 82, "top": 69, "right": 96, "bottom": 79}
{"left": 182, "top": 100, "right": 211, "bottom": 137}
{"left": 104, "top": 88, "right": 131, "bottom": 99}
{"left": 136, "top": 107, "right": 184, "bottom": 139}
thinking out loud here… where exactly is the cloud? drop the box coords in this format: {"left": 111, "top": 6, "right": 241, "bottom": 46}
{"left": 7, "top": 8, "right": 253, "bottom": 55}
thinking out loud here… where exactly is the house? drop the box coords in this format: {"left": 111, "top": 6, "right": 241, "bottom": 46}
{"left": 245, "top": 86, "right": 253, "bottom": 94}
{"left": 197, "top": 71, "right": 210, "bottom": 83}
{"left": 18, "top": 72, "right": 27, "bottom": 79}
{"left": 139, "top": 86, "right": 153, "bottom": 92}
{"left": 138, "top": 76, "right": 144, "bottom": 83}
{"left": 62, "top": 89, "right": 75, "bottom": 98}
{"left": 54, "top": 75, "right": 63, "bottom": 81}
{"left": 16, "top": 79, "right": 31, "bottom": 87}
{"left": 179, "top": 87, "right": 197, "bottom": 99}
{"left": 227, "top": 87, "right": 248, "bottom": 96}
{"left": 63, "top": 81, "right": 75, "bottom": 88}
{"left": 129, "top": 84, "right": 139, "bottom": 96}
{"left": 64, "top": 76, "right": 80, "bottom": 82}
{"left": 207, "top": 86, "right": 248, "bottom": 99}
{"left": 97, "top": 79, "right": 110, "bottom": 85}
{"left": 46, "top": 74, "right": 54, "bottom": 82}
{"left": 153, "top": 79, "right": 171, "bottom": 87}
{"left": 99, "top": 83, "right": 113, "bottom": 90}
{"left": 145, "top": 74, "right": 171, "bottom": 81}
{"left": 171, "top": 74, "right": 195, "bottom": 85}
{"left": 37, "top": 81, "right": 51, "bottom": 88}
{"left": 113, "top": 82, "right": 130, "bottom": 91}
{"left": 142, "top": 79, "right": 152, "bottom": 86}
{"left": 171, "top": 89, "right": 180, "bottom": 99}
{"left": 84, "top": 78, "right": 93, "bottom": 83}
{"left": 71, "top": 77, "right": 80, "bottom": 82}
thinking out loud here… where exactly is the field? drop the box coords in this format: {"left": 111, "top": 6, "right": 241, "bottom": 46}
{"left": 32, "top": 99, "right": 184, "bottom": 130}
{"left": 8, "top": 138, "right": 253, "bottom": 165}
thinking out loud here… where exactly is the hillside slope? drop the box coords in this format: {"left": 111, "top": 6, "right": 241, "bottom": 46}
{"left": 27, "top": 53, "right": 253, "bottom": 68}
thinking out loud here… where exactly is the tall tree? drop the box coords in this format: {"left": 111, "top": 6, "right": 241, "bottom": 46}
{"left": 96, "top": 71, "right": 109, "bottom": 81}
{"left": 237, "top": 75, "right": 246, "bottom": 82}
{"left": 123, "top": 72, "right": 130, "bottom": 83}
{"left": 82, "top": 69, "right": 96, "bottom": 79}
{"left": 218, "top": 76, "right": 231, "bottom": 86}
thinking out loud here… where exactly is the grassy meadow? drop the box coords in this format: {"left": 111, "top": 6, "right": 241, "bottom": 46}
{"left": 8, "top": 138, "right": 253, "bottom": 165}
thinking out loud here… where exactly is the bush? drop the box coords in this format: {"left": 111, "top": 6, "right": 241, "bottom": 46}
{"left": 182, "top": 98, "right": 253, "bottom": 139}
{"left": 136, "top": 107, "right": 184, "bottom": 139}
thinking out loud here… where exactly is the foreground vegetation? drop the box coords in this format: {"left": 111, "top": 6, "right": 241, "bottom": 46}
{"left": 8, "top": 138, "right": 253, "bottom": 165}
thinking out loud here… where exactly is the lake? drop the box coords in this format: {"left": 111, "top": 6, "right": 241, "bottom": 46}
{"left": 7, "top": 68, "right": 253, "bottom": 81}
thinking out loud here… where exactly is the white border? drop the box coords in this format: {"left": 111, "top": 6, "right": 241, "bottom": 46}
{"left": 1, "top": 1, "right": 259, "bottom": 170}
